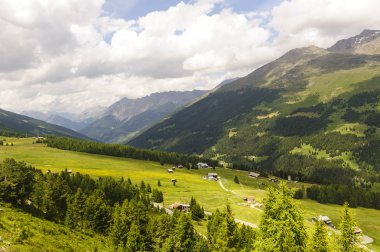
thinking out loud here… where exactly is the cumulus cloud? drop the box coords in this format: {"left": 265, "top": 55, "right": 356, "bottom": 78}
{"left": 1, "top": 0, "right": 380, "bottom": 114}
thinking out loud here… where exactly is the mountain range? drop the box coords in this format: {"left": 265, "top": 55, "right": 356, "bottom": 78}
{"left": 0, "top": 108, "right": 87, "bottom": 139}
{"left": 128, "top": 29, "right": 380, "bottom": 172}
{"left": 80, "top": 90, "right": 208, "bottom": 143}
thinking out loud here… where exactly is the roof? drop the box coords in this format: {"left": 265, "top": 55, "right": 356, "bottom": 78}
{"left": 319, "top": 216, "right": 331, "bottom": 222}
{"left": 208, "top": 173, "right": 218, "bottom": 176}
{"left": 249, "top": 172, "right": 260, "bottom": 177}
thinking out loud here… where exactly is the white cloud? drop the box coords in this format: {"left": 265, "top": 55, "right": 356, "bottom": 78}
{"left": 1, "top": 0, "right": 380, "bottom": 114}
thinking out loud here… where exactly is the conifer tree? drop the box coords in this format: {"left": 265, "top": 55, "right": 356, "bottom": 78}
{"left": 260, "top": 182, "right": 307, "bottom": 251}
{"left": 310, "top": 220, "right": 330, "bottom": 252}
{"left": 234, "top": 175, "right": 239, "bottom": 184}
{"left": 125, "top": 222, "right": 144, "bottom": 252}
{"left": 339, "top": 202, "right": 358, "bottom": 252}
{"left": 146, "top": 183, "right": 152, "bottom": 193}
{"left": 65, "top": 188, "right": 86, "bottom": 229}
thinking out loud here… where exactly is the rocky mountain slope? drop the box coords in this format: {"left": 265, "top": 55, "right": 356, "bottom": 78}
{"left": 80, "top": 90, "right": 207, "bottom": 143}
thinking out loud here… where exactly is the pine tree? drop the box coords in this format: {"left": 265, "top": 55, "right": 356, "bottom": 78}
{"left": 140, "top": 181, "right": 146, "bottom": 191}
{"left": 146, "top": 183, "right": 152, "bottom": 193}
{"left": 259, "top": 182, "right": 307, "bottom": 251}
{"left": 339, "top": 202, "right": 358, "bottom": 252}
{"left": 125, "top": 222, "right": 144, "bottom": 252}
{"left": 208, "top": 205, "right": 238, "bottom": 251}
{"left": 234, "top": 175, "right": 239, "bottom": 184}
{"left": 190, "top": 197, "right": 204, "bottom": 220}
{"left": 65, "top": 188, "right": 86, "bottom": 229}
{"left": 310, "top": 220, "right": 330, "bottom": 252}
{"left": 164, "top": 213, "right": 196, "bottom": 252}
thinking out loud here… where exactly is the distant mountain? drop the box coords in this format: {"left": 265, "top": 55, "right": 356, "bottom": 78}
{"left": 0, "top": 108, "right": 88, "bottom": 138}
{"left": 22, "top": 108, "right": 105, "bottom": 131}
{"left": 128, "top": 29, "right": 380, "bottom": 169}
{"left": 80, "top": 90, "right": 208, "bottom": 143}
{"left": 328, "top": 29, "right": 380, "bottom": 54}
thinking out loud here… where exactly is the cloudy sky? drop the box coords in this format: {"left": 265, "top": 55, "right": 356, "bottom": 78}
{"left": 1, "top": 0, "right": 380, "bottom": 114}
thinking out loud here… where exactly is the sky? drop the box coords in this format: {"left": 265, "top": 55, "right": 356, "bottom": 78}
{"left": 1, "top": 0, "right": 380, "bottom": 115}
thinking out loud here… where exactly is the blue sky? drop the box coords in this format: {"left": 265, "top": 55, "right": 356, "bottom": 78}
{"left": 103, "top": 0, "right": 282, "bottom": 20}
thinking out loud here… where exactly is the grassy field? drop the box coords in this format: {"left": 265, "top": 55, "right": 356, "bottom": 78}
{"left": 290, "top": 143, "right": 360, "bottom": 170}
{"left": 1, "top": 137, "right": 380, "bottom": 251}
{"left": 0, "top": 202, "right": 112, "bottom": 252}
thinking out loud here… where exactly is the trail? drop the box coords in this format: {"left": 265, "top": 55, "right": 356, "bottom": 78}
{"left": 218, "top": 179, "right": 236, "bottom": 194}
{"left": 218, "top": 179, "right": 263, "bottom": 212}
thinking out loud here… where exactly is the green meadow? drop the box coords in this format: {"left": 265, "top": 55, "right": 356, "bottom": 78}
{"left": 0, "top": 202, "right": 112, "bottom": 252}
{"left": 1, "top": 137, "right": 380, "bottom": 251}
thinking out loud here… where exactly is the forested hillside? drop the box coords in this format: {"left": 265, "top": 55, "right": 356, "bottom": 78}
{"left": 0, "top": 108, "right": 87, "bottom": 139}
{"left": 128, "top": 30, "right": 380, "bottom": 190}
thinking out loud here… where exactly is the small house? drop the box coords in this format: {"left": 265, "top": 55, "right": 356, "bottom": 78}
{"left": 353, "top": 226, "right": 362, "bottom": 234}
{"left": 197, "top": 162, "right": 209, "bottom": 168}
{"left": 168, "top": 169, "right": 174, "bottom": 173}
{"left": 67, "top": 169, "right": 72, "bottom": 174}
{"left": 247, "top": 196, "right": 255, "bottom": 203}
{"left": 171, "top": 178, "right": 177, "bottom": 182}
{"left": 207, "top": 173, "right": 218, "bottom": 180}
{"left": 269, "top": 177, "right": 279, "bottom": 183}
{"left": 249, "top": 172, "right": 260, "bottom": 178}
{"left": 177, "top": 165, "right": 184, "bottom": 168}
{"left": 312, "top": 215, "right": 335, "bottom": 228}
{"left": 170, "top": 202, "right": 190, "bottom": 212}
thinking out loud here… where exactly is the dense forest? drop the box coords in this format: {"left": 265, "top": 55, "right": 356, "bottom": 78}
{"left": 47, "top": 137, "right": 219, "bottom": 168}
{"left": 0, "top": 158, "right": 367, "bottom": 251}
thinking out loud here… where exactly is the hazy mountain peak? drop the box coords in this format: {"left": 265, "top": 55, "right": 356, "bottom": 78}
{"left": 328, "top": 29, "right": 380, "bottom": 54}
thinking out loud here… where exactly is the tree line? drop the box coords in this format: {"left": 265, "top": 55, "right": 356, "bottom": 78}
{"left": 46, "top": 136, "right": 219, "bottom": 168}
{"left": 306, "top": 184, "right": 380, "bottom": 210}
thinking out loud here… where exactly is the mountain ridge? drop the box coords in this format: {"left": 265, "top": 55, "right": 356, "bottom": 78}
{"left": 80, "top": 90, "right": 208, "bottom": 143}
{"left": 0, "top": 108, "right": 88, "bottom": 138}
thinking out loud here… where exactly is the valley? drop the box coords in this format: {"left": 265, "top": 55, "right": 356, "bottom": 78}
{"left": 1, "top": 137, "right": 379, "bottom": 251}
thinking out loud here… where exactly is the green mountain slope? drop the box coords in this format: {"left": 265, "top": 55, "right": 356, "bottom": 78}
{"left": 129, "top": 30, "right": 380, "bottom": 175}
{"left": 0, "top": 108, "right": 87, "bottom": 139}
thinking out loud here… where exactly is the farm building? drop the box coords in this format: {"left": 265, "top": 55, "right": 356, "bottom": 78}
{"left": 197, "top": 162, "right": 209, "bottom": 168}
{"left": 248, "top": 172, "right": 260, "bottom": 178}
{"left": 312, "top": 215, "right": 335, "bottom": 228}
{"left": 207, "top": 173, "right": 218, "bottom": 180}
{"left": 177, "top": 165, "right": 183, "bottom": 168}
{"left": 169, "top": 202, "right": 190, "bottom": 212}
{"left": 243, "top": 196, "right": 255, "bottom": 203}
{"left": 354, "top": 226, "right": 362, "bottom": 234}
{"left": 269, "top": 177, "right": 279, "bottom": 182}
{"left": 167, "top": 169, "right": 174, "bottom": 173}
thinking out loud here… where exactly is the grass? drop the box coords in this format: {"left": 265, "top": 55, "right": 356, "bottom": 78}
{"left": 290, "top": 144, "right": 360, "bottom": 170}
{"left": 1, "top": 137, "right": 380, "bottom": 251}
{"left": 332, "top": 123, "right": 368, "bottom": 137}
{"left": 0, "top": 202, "right": 112, "bottom": 252}
{"left": 296, "top": 65, "right": 380, "bottom": 102}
